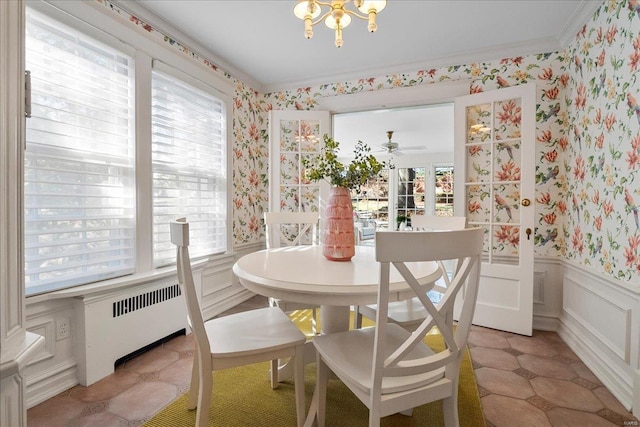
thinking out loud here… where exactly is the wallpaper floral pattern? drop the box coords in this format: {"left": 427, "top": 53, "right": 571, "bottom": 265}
{"left": 97, "top": 0, "right": 640, "bottom": 283}
{"left": 563, "top": 0, "right": 640, "bottom": 280}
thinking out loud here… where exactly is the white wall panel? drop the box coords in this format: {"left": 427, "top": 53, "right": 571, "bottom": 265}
{"left": 564, "top": 273, "right": 631, "bottom": 362}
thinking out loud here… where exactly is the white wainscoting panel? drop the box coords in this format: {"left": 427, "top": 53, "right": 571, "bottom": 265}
{"left": 559, "top": 262, "right": 639, "bottom": 411}
{"left": 564, "top": 274, "right": 630, "bottom": 362}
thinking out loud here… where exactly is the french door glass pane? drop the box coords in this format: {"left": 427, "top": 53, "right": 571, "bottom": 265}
{"left": 465, "top": 98, "right": 523, "bottom": 261}
{"left": 278, "top": 119, "right": 321, "bottom": 213}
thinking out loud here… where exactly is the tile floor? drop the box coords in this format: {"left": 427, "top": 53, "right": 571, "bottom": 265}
{"left": 28, "top": 296, "right": 638, "bottom": 427}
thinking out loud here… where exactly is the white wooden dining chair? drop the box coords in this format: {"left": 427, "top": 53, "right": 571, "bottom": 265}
{"left": 265, "top": 211, "right": 321, "bottom": 334}
{"left": 312, "top": 228, "right": 483, "bottom": 427}
{"left": 171, "top": 218, "right": 306, "bottom": 427}
{"left": 355, "top": 215, "right": 467, "bottom": 331}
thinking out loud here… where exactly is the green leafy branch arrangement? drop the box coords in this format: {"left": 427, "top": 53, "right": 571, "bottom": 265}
{"left": 302, "top": 135, "right": 386, "bottom": 191}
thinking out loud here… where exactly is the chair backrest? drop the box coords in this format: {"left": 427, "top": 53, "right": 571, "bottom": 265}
{"left": 264, "top": 211, "right": 319, "bottom": 249}
{"left": 410, "top": 215, "right": 467, "bottom": 292}
{"left": 170, "top": 218, "right": 211, "bottom": 357}
{"left": 372, "top": 228, "right": 483, "bottom": 393}
{"left": 410, "top": 215, "right": 467, "bottom": 231}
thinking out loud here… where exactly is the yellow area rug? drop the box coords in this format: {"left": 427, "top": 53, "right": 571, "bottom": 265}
{"left": 144, "top": 310, "right": 485, "bottom": 427}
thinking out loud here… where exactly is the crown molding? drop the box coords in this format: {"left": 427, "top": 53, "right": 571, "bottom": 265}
{"left": 558, "top": 0, "right": 602, "bottom": 48}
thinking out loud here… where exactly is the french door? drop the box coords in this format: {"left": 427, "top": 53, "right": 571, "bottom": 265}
{"left": 454, "top": 83, "right": 536, "bottom": 336}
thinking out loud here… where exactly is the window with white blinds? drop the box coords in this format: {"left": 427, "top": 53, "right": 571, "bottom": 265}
{"left": 151, "top": 67, "right": 227, "bottom": 266}
{"left": 24, "top": 8, "right": 136, "bottom": 294}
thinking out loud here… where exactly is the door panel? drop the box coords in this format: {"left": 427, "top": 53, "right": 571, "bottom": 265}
{"left": 454, "top": 83, "right": 535, "bottom": 336}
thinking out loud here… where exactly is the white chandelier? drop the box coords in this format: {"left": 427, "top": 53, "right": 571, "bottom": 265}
{"left": 293, "top": 0, "right": 387, "bottom": 48}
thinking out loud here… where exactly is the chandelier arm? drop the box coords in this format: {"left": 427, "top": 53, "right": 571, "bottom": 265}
{"left": 307, "top": 9, "right": 335, "bottom": 26}
{"left": 342, "top": 9, "right": 371, "bottom": 21}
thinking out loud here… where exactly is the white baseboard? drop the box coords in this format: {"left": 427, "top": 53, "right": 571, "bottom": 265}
{"left": 532, "top": 314, "right": 560, "bottom": 331}
{"left": 26, "top": 360, "right": 78, "bottom": 408}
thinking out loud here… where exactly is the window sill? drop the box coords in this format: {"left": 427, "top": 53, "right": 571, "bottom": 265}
{"left": 26, "top": 252, "right": 234, "bottom": 304}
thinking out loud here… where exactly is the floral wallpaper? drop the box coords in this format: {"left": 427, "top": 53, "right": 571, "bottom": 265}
{"left": 563, "top": 0, "right": 640, "bottom": 280}
{"left": 97, "top": 0, "right": 639, "bottom": 283}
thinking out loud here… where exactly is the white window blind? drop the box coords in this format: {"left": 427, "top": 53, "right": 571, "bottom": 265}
{"left": 151, "top": 67, "right": 227, "bottom": 266}
{"left": 24, "top": 8, "right": 135, "bottom": 294}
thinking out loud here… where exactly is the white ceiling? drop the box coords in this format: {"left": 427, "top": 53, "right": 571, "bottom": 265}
{"left": 131, "top": 0, "right": 600, "bottom": 92}
{"left": 125, "top": 0, "right": 599, "bottom": 156}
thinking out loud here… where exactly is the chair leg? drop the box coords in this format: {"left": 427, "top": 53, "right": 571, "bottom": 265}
{"left": 354, "top": 306, "right": 363, "bottom": 329}
{"left": 294, "top": 346, "right": 305, "bottom": 427}
{"left": 442, "top": 394, "right": 459, "bottom": 427}
{"left": 187, "top": 350, "right": 200, "bottom": 410}
{"left": 270, "top": 358, "right": 279, "bottom": 389}
{"left": 195, "top": 358, "right": 213, "bottom": 427}
{"left": 316, "top": 357, "right": 329, "bottom": 427}
{"left": 311, "top": 308, "right": 318, "bottom": 335}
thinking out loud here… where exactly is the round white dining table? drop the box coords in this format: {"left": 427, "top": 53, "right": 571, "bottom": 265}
{"left": 232, "top": 245, "right": 441, "bottom": 334}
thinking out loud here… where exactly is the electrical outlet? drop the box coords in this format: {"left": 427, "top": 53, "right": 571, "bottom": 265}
{"left": 56, "top": 318, "right": 71, "bottom": 341}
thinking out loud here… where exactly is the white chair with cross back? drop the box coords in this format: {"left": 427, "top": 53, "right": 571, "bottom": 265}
{"left": 355, "top": 215, "right": 467, "bottom": 331}
{"left": 171, "top": 218, "right": 307, "bottom": 427}
{"left": 311, "top": 228, "right": 483, "bottom": 427}
{"left": 264, "top": 211, "right": 321, "bottom": 335}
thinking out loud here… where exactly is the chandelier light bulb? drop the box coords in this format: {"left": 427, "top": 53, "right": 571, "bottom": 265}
{"left": 304, "top": 17, "right": 313, "bottom": 38}
{"left": 294, "top": 0, "right": 386, "bottom": 47}
{"left": 335, "top": 26, "right": 343, "bottom": 48}
{"left": 367, "top": 11, "right": 377, "bottom": 32}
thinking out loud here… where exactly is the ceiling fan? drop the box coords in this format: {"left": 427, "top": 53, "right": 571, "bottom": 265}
{"left": 379, "top": 131, "right": 423, "bottom": 155}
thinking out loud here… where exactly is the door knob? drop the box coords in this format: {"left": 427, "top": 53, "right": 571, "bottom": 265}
{"left": 521, "top": 198, "right": 531, "bottom": 207}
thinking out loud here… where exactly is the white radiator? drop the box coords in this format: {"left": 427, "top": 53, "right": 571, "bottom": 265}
{"left": 76, "top": 275, "right": 190, "bottom": 386}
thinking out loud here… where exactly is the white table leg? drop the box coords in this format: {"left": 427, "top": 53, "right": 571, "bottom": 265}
{"left": 319, "top": 305, "right": 350, "bottom": 334}
{"left": 273, "top": 306, "right": 350, "bottom": 385}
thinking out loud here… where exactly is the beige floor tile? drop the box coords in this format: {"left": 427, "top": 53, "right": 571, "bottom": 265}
{"left": 27, "top": 394, "right": 87, "bottom": 427}
{"left": 108, "top": 381, "right": 177, "bottom": 421}
{"left": 546, "top": 407, "right": 617, "bottom": 426}
{"left": 507, "top": 336, "right": 558, "bottom": 357}
{"left": 67, "top": 411, "right": 130, "bottom": 427}
{"left": 470, "top": 347, "right": 520, "bottom": 371}
{"left": 475, "top": 367, "right": 536, "bottom": 399}
{"left": 468, "top": 330, "right": 510, "bottom": 349}
{"left": 517, "top": 353, "right": 577, "bottom": 380}
{"left": 530, "top": 377, "right": 605, "bottom": 412}
{"left": 157, "top": 354, "right": 194, "bottom": 386}
{"left": 481, "top": 394, "right": 551, "bottom": 427}
{"left": 122, "top": 346, "right": 180, "bottom": 374}
{"left": 163, "top": 333, "right": 194, "bottom": 353}
{"left": 69, "top": 368, "right": 140, "bottom": 403}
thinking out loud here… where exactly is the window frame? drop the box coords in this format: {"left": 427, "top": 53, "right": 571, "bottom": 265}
{"left": 25, "top": 0, "right": 233, "bottom": 295}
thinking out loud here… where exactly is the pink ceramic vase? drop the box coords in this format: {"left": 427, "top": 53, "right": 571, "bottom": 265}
{"left": 322, "top": 186, "right": 355, "bottom": 261}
